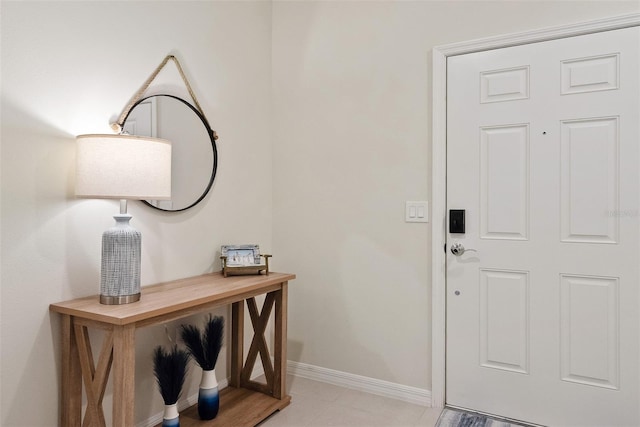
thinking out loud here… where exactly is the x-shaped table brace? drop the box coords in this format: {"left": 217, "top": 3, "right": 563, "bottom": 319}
{"left": 230, "top": 287, "right": 287, "bottom": 399}
{"left": 74, "top": 324, "right": 113, "bottom": 427}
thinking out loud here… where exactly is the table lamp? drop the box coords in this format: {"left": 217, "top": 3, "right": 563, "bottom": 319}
{"left": 76, "top": 134, "right": 172, "bottom": 304}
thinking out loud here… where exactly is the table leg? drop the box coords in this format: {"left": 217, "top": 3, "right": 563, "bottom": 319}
{"left": 230, "top": 301, "right": 244, "bottom": 388}
{"left": 60, "top": 314, "right": 82, "bottom": 427}
{"left": 112, "top": 324, "right": 135, "bottom": 427}
{"left": 273, "top": 282, "right": 288, "bottom": 399}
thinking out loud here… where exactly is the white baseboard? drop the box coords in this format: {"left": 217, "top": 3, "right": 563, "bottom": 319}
{"left": 137, "top": 361, "right": 431, "bottom": 426}
{"left": 287, "top": 360, "right": 432, "bottom": 407}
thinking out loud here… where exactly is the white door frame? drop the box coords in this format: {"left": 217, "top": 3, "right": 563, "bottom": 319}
{"left": 430, "top": 12, "right": 640, "bottom": 408}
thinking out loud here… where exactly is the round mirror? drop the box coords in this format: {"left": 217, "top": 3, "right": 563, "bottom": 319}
{"left": 122, "top": 95, "right": 217, "bottom": 212}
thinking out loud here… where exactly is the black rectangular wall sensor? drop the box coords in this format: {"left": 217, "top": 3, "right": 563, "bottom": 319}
{"left": 449, "top": 209, "right": 465, "bottom": 234}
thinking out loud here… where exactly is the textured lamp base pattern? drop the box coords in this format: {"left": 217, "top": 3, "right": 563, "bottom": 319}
{"left": 100, "top": 214, "right": 141, "bottom": 305}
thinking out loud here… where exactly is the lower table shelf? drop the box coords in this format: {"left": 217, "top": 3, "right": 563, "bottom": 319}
{"left": 155, "top": 387, "right": 292, "bottom": 427}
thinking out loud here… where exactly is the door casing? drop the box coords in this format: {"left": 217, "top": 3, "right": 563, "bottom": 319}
{"left": 430, "top": 12, "right": 640, "bottom": 408}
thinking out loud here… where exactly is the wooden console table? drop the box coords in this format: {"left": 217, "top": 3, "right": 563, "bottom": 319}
{"left": 50, "top": 272, "right": 295, "bottom": 427}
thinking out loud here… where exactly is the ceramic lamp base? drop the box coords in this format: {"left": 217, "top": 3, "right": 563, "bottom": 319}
{"left": 100, "top": 213, "right": 141, "bottom": 305}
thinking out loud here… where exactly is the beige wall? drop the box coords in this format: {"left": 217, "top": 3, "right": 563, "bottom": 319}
{"left": 1, "top": 1, "right": 272, "bottom": 425}
{"left": 272, "top": 0, "right": 640, "bottom": 392}
{"left": 2, "top": 1, "right": 640, "bottom": 425}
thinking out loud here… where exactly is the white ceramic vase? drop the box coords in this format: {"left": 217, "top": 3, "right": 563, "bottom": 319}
{"left": 162, "top": 402, "right": 179, "bottom": 427}
{"left": 198, "top": 368, "right": 220, "bottom": 420}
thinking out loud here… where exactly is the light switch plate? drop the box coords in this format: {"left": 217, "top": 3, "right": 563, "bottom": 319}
{"left": 406, "top": 201, "right": 429, "bottom": 223}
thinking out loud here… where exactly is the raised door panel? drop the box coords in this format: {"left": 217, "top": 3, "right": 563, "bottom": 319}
{"left": 480, "top": 124, "right": 529, "bottom": 240}
{"left": 560, "top": 117, "right": 619, "bottom": 243}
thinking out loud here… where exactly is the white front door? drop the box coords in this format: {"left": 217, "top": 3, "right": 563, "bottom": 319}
{"left": 446, "top": 26, "right": 639, "bottom": 427}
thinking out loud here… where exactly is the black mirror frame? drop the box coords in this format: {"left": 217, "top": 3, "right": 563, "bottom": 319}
{"left": 122, "top": 94, "right": 218, "bottom": 212}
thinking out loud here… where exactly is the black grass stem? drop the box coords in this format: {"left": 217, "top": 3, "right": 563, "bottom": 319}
{"left": 180, "top": 315, "right": 224, "bottom": 371}
{"left": 153, "top": 345, "right": 190, "bottom": 405}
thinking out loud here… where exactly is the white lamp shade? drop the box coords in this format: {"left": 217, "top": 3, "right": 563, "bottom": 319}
{"left": 76, "top": 134, "right": 172, "bottom": 200}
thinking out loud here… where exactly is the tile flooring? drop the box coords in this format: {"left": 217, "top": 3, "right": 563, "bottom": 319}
{"left": 259, "top": 375, "right": 442, "bottom": 427}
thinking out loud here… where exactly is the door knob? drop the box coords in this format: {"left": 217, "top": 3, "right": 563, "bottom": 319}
{"left": 450, "top": 242, "right": 477, "bottom": 256}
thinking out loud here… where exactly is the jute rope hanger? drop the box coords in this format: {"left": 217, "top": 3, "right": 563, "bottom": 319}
{"left": 111, "top": 54, "right": 218, "bottom": 141}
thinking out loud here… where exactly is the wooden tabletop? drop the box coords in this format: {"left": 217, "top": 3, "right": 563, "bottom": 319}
{"left": 50, "top": 272, "right": 295, "bottom": 326}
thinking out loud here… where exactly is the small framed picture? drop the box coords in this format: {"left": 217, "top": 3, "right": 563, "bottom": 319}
{"left": 221, "top": 244, "right": 261, "bottom": 266}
